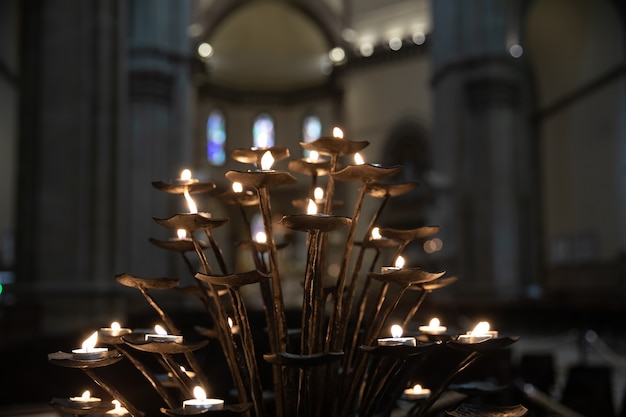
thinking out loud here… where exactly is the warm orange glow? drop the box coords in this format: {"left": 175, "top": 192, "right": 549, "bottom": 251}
{"left": 82, "top": 331, "right": 98, "bottom": 351}
{"left": 111, "top": 322, "right": 121, "bottom": 331}
{"left": 313, "top": 187, "right": 324, "bottom": 202}
{"left": 261, "top": 151, "right": 274, "bottom": 170}
{"left": 180, "top": 169, "right": 192, "bottom": 181}
{"left": 391, "top": 324, "right": 403, "bottom": 338}
{"left": 412, "top": 384, "right": 423, "bottom": 393}
{"left": 371, "top": 227, "right": 382, "bottom": 240}
{"left": 470, "top": 321, "right": 490, "bottom": 336}
{"left": 332, "top": 127, "right": 344, "bottom": 138}
{"left": 193, "top": 386, "right": 207, "bottom": 401}
{"left": 307, "top": 199, "right": 318, "bottom": 215}
{"left": 232, "top": 182, "right": 243, "bottom": 193}
{"left": 354, "top": 153, "right": 365, "bottom": 165}
{"left": 154, "top": 325, "right": 168, "bottom": 336}
{"left": 184, "top": 189, "right": 198, "bottom": 214}
{"left": 309, "top": 151, "right": 319, "bottom": 161}
{"left": 394, "top": 256, "right": 405, "bottom": 269}
{"left": 255, "top": 231, "right": 267, "bottom": 243}
{"left": 228, "top": 317, "right": 233, "bottom": 328}
{"left": 177, "top": 229, "right": 187, "bottom": 239}
{"left": 429, "top": 318, "right": 441, "bottom": 328}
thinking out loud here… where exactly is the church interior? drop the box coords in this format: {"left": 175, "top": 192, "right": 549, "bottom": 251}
{"left": 1, "top": 0, "right": 625, "bottom": 416}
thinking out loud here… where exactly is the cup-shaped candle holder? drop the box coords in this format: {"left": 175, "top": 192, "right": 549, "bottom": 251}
{"left": 279, "top": 213, "right": 352, "bottom": 233}
{"left": 151, "top": 181, "right": 216, "bottom": 196}
{"left": 213, "top": 188, "right": 260, "bottom": 207}
{"left": 359, "top": 341, "right": 439, "bottom": 360}
{"left": 287, "top": 158, "right": 332, "bottom": 178}
{"left": 160, "top": 403, "right": 252, "bottom": 417}
{"left": 50, "top": 397, "right": 115, "bottom": 415}
{"left": 300, "top": 136, "right": 369, "bottom": 157}
{"left": 368, "top": 269, "right": 445, "bottom": 287}
{"left": 365, "top": 181, "right": 419, "bottom": 199}
{"left": 116, "top": 273, "right": 179, "bottom": 291}
{"left": 230, "top": 146, "right": 290, "bottom": 166}
{"left": 225, "top": 169, "right": 297, "bottom": 190}
{"left": 447, "top": 336, "right": 519, "bottom": 352}
{"left": 122, "top": 334, "right": 207, "bottom": 355}
{"left": 195, "top": 269, "right": 270, "bottom": 289}
{"left": 331, "top": 164, "right": 401, "bottom": 184}
{"left": 379, "top": 225, "right": 441, "bottom": 243}
{"left": 48, "top": 350, "right": 124, "bottom": 367}
{"left": 153, "top": 214, "right": 229, "bottom": 233}
{"left": 149, "top": 237, "right": 208, "bottom": 254}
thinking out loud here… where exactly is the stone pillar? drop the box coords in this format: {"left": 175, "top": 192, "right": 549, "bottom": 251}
{"left": 117, "top": 0, "right": 194, "bottom": 278}
{"left": 429, "top": 0, "right": 536, "bottom": 300}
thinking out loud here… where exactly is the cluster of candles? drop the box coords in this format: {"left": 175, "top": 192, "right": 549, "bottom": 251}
{"left": 377, "top": 319, "right": 497, "bottom": 346}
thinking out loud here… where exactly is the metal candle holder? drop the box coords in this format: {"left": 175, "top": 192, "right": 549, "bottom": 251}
{"left": 47, "top": 138, "right": 521, "bottom": 417}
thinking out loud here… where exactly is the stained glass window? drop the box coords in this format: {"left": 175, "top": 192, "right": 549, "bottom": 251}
{"left": 207, "top": 110, "right": 226, "bottom": 165}
{"left": 302, "top": 115, "right": 322, "bottom": 157}
{"left": 253, "top": 112, "right": 275, "bottom": 148}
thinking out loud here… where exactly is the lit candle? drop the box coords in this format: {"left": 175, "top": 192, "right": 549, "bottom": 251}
{"left": 99, "top": 322, "right": 131, "bottom": 338}
{"left": 307, "top": 150, "right": 321, "bottom": 162}
{"left": 182, "top": 386, "right": 224, "bottom": 410}
{"left": 418, "top": 317, "right": 448, "bottom": 335}
{"left": 144, "top": 324, "right": 183, "bottom": 343}
{"left": 232, "top": 181, "right": 243, "bottom": 193}
{"left": 403, "top": 384, "right": 431, "bottom": 400}
{"left": 72, "top": 331, "right": 108, "bottom": 360}
{"left": 313, "top": 187, "right": 324, "bottom": 204}
{"left": 228, "top": 317, "right": 240, "bottom": 335}
{"left": 260, "top": 151, "right": 274, "bottom": 171}
{"left": 332, "top": 127, "right": 344, "bottom": 138}
{"left": 377, "top": 324, "right": 416, "bottom": 347}
{"left": 307, "top": 199, "right": 318, "bottom": 215}
{"left": 176, "top": 169, "right": 199, "bottom": 185}
{"left": 371, "top": 227, "right": 382, "bottom": 240}
{"left": 69, "top": 390, "right": 101, "bottom": 405}
{"left": 168, "top": 228, "right": 189, "bottom": 241}
{"left": 254, "top": 231, "right": 267, "bottom": 244}
{"left": 169, "top": 365, "right": 196, "bottom": 380}
{"left": 106, "top": 400, "right": 129, "bottom": 415}
{"left": 457, "top": 321, "right": 498, "bottom": 343}
{"left": 381, "top": 255, "right": 405, "bottom": 274}
{"left": 354, "top": 152, "right": 365, "bottom": 165}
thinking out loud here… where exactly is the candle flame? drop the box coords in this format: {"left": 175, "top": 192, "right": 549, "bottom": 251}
{"left": 261, "top": 151, "right": 274, "bottom": 170}
{"left": 111, "top": 322, "right": 121, "bottom": 331}
{"left": 154, "top": 324, "right": 168, "bottom": 336}
{"left": 307, "top": 199, "right": 318, "bottom": 215}
{"left": 255, "top": 231, "right": 267, "bottom": 243}
{"left": 177, "top": 229, "right": 187, "bottom": 239}
{"left": 429, "top": 318, "right": 440, "bottom": 328}
{"left": 228, "top": 317, "right": 233, "bottom": 328}
{"left": 309, "top": 150, "right": 319, "bottom": 161}
{"left": 193, "top": 386, "right": 207, "bottom": 401}
{"left": 180, "top": 169, "right": 192, "bottom": 181}
{"left": 412, "top": 384, "right": 422, "bottom": 393}
{"left": 112, "top": 400, "right": 121, "bottom": 412}
{"left": 371, "top": 227, "right": 382, "bottom": 240}
{"left": 332, "top": 127, "right": 344, "bottom": 138}
{"left": 232, "top": 182, "right": 243, "bottom": 193}
{"left": 354, "top": 152, "right": 365, "bottom": 165}
{"left": 394, "top": 255, "right": 405, "bottom": 269}
{"left": 82, "top": 331, "right": 98, "bottom": 351}
{"left": 391, "top": 324, "right": 403, "bottom": 338}
{"left": 183, "top": 189, "right": 198, "bottom": 214}
{"left": 81, "top": 390, "right": 91, "bottom": 400}
{"left": 470, "top": 321, "right": 490, "bottom": 336}
{"left": 313, "top": 187, "right": 324, "bottom": 202}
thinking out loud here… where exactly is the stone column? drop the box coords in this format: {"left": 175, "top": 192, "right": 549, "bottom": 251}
{"left": 117, "top": 0, "right": 194, "bottom": 278}
{"left": 429, "top": 0, "right": 537, "bottom": 300}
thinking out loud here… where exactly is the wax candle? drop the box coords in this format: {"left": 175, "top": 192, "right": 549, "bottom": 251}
{"left": 72, "top": 331, "right": 108, "bottom": 360}
{"left": 377, "top": 324, "right": 416, "bottom": 346}
{"left": 183, "top": 386, "right": 224, "bottom": 410}
{"left": 381, "top": 255, "right": 405, "bottom": 274}
{"left": 260, "top": 151, "right": 274, "bottom": 171}
{"left": 69, "top": 390, "right": 101, "bottom": 406}
{"left": 99, "top": 322, "right": 131, "bottom": 338}
{"left": 144, "top": 324, "right": 183, "bottom": 343}
{"left": 175, "top": 169, "right": 199, "bottom": 185}
{"left": 418, "top": 317, "right": 448, "bottom": 335}
{"left": 457, "top": 321, "right": 498, "bottom": 343}
{"left": 403, "top": 384, "right": 431, "bottom": 400}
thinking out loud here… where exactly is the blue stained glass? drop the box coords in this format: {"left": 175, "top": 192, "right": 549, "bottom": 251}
{"left": 253, "top": 113, "right": 275, "bottom": 148}
{"left": 207, "top": 110, "right": 226, "bottom": 165}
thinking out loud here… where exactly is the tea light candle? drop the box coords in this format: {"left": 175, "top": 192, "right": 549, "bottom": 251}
{"left": 72, "top": 331, "right": 108, "bottom": 360}
{"left": 99, "top": 322, "right": 132, "bottom": 338}
{"left": 457, "top": 321, "right": 498, "bottom": 343}
{"left": 403, "top": 384, "right": 431, "bottom": 400}
{"left": 418, "top": 317, "right": 447, "bottom": 335}
{"left": 378, "top": 324, "right": 416, "bottom": 346}
{"left": 69, "top": 390, "right": 101, "bottom": 406}
{"left": 381, "top": 255, "right": 405, "bottom": 274}
{"left": 144, "top": 324, "right": 183, "bottom": 343}
{"left": 183, "top": 386, "right": 224, "bottom": 410}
